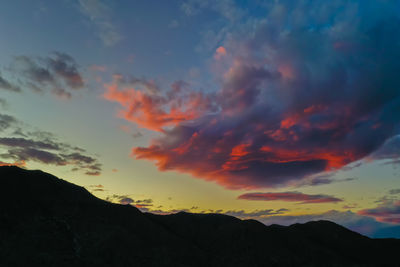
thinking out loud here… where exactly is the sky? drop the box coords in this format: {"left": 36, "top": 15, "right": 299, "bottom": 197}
{"left": 1, "top": 0, "right": 400, "bottom": 238}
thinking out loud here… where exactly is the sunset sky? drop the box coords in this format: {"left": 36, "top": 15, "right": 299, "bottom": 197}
{"left": 1, "top": 0, "right": 400, "bottom": 237}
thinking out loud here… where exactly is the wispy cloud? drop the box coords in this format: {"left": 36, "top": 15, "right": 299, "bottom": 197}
{"left": 389, "top": 189, "right": 400, "bottom": 195}
{"left": 223, "top": 208, "right": 289, "bottom": 218}
{"left": 10, "top": 52, "right": 85, "bottom": 99}
{"left": 106, "top": 194, "right": 154, "bottom": 207}
{"left": 181, "top": 0, "right": 245, "bottom": 21}
{"left": 0, "top": 98, "right": 8, "bottom": 109}
{"left": 0, "top": 72, "right": 20, "bottom": 92}
{"left": 238, "top": 192, "right": 343, "bottom": 204}
{"left": 87, "top": 184, "right": 105, "bottom": 192}
{"left": 79, "top": 0, "right": 122, "bottom": 46}
{"left": 0, "top": 113, "right": 102, "bottom": 175}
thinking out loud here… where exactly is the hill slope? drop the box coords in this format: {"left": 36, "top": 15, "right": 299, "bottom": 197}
{"left": 0, "top": 166, "right": 399, "bottom": 267}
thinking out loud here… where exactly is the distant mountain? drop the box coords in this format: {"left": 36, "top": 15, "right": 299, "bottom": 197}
{"left": 0, "top": 166, "right": 399, "bottom": 267}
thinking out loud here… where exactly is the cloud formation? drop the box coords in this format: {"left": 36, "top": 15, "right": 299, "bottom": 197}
{"left": 10, "top": 52, "right": 85, "bottom": 98}
{"left": 47, "top": 52, "right": 84, "bottom": 89}
{"left": 104, "top": 75, "right": 216, "bottom": 131}
{"left": 223, "top": 208, "right": 289, "bottom": 218}
{"left": 0, "top": 72, "right": 20, "bottom": 92}
{"left": 181, "top": 0, "right": 245, "bottom": 22}
{"left": 0, "top": 114, "right": 17, "bottom": 132}
{"left": 0, "top": 113, "right": 102, "bottom": 175}
{"left": 79, "top": 0, "right": 122, "bottom": 46}
{"left": 389, "top": 189, "right": 400, "bottom": 195}
{"left": 138, "top": 205, "right": 289, "bottom": 220}
{"left": 88, "top": 184, "right": 105, "bottom": 192}
{"left": 369, "top": 135, "right": 400, "bottom": 164}
{"left": 358, "top": 201, "right": 400, "bottom": 224}
{"left": 238, "top": 192, "right": 342, "bottom": 204}
{"left": 105, "top": 0, "right": 400, "bottom": 189}
{"left": 105, "top": 194, "right": 154, "bottom": 207}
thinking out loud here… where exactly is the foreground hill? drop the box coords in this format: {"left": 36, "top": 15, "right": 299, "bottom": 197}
{"left": 0, "top": 166, "right": 399, "bottom": 266}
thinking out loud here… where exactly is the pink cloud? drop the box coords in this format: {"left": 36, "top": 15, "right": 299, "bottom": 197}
{"left": 238, "top": 192, "right": 343, "bottom": 204}
{"left": 358, "top": 201, "right": 400, "bottom": 224}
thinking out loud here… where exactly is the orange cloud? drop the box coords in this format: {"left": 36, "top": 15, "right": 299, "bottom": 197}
{"left": 214, "top": 46, "right": 227, "bottom": 60}
{"left": 0, "top": 161, "right": 26, "bottom": 167}
{"left": 103, "top": 76, "right": 215, "bottom": 131}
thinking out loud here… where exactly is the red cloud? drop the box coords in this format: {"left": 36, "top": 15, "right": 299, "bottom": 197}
{"left": 105, "top": 2, "right": 400, "bottom": 189}
{"left": 104, "top": 75, "right": 215, "bottom": 131}
{"left": 131, "top": 100, "right": 374, "bottom": 189}
{"left": 358, "top": 201, "right": 400, "bottom": 224}
{"left": 237, "top": 192, "right": 343, "bottom": 204}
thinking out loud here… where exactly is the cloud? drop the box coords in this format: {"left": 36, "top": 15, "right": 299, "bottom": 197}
{"left": 135, "top": 199, "right": 153, "bottom": 204}
{"left": 12, "top": 56, "right": 53, "bottom": 86}
{"left": 139, "top": 206, "right": 289, "bottom": 219}
{"left": 369, "top": 135, "right": 400, "bottom": 163}
{"left": 342, "top": 205, "right": 358, "bottom": 210}
{"left": 0, "top": 113, "right": 102, "bottom": 175}
{"left": 132, "top": 132, "right": 143, "bottom": 138}
{"left": 181, "top": 0, "right": 246, "bottom": 53}
{"left": 0, "top": 98, "right": 8, "bottom": 109}
{"left": 181, "top": 0, "right": 245, "bottom": 21}
{"left": 214, "top": 46, "right": 227, "bottom": 60}
{"left": 89, "top": 64, "right": 106, "bottom": 72}
{"left": 3, "top": 148, "right": 66, "bottom": 165}
{"left": 0, "top": 137, "right": 60, "bottom": 150}
{"left": 84, "top": 170, "right": 100, "bottom": 176}
{"left": 79, "top": 0, "right": 122, "bottom": 46}
{"left": 389, "top": 189, "right": 400, "bottom": 195}
{"left": 358, "top": 201, "right": 400, "bottom": 224}
{"left": 105, "top": 194, "right": 154, "bottom": 207}
{"left": 0, "top": 114, "right": 17, "bottom": 132}
{"left": 119, "top": 197, "right": 134, "bottom": 205}
{"left": 295, "top": 174, "right": 357, "bottom": 187}
{"left": 180, "top": 0, "right": 248, "bottom": 53}
{"left": 223, "top": 208, "right": 289, "bottom": 218}
{"left": 0, "top": 72, "right": 20, "bottom": 92}
{"left": 46, "top": 52, "right": 84, "bottom": 89}
{"left": 0, "top": 160, "right": 26, "bottom": 167}
{"left": 10, "top": 52, "right": 84, "bottom": 98}
{"left": 104, "top": 75, "right": 217, "bottom": 131}
{"left": 238, "top": 192, "right": 342, "bottom": 204}
{"left": 105, "top": 1, "right": 400, "bottom": 189}
{"left": 88, "top": 184, "right": 105, "bottom": 191}
{"left": 168, "top": 20, "right": 179, "bottom": 29}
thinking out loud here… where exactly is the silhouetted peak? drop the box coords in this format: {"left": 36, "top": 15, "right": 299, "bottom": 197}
{"left": 0, "top": 167, "right": 399, "bottom": 267}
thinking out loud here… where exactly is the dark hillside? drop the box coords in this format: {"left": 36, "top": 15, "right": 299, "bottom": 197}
{"left": 0, "top": 166, "right": 399, "bottom": 267}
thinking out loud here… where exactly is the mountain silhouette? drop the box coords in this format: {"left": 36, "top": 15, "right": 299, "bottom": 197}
{"left": 0, "top": 166, "right": 399, "bottom": 267}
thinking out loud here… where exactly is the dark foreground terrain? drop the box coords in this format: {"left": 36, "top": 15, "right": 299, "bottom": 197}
{"left": 0, "top": 166, "right": 399, "bottom": 267}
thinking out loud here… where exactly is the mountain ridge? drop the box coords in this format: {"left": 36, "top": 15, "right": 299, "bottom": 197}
{"left": 0, "top": 166, "right": 399, "bottom": 266}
